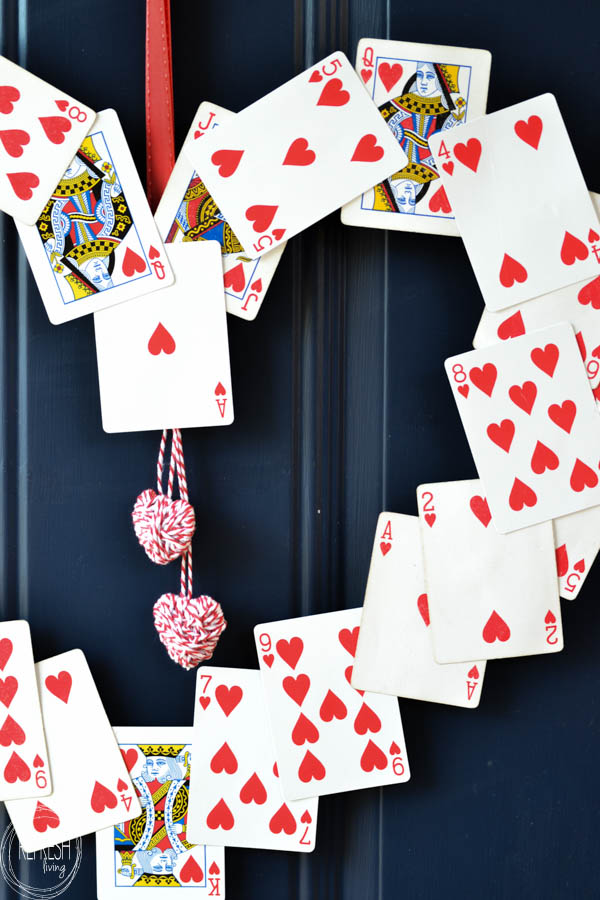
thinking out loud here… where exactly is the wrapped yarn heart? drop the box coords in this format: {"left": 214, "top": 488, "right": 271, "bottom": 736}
{"left": 132, "top": 488, "right": 195, "bottom": 564}
{"left": 153, "top": 592, "right": 226, "bottom": 670}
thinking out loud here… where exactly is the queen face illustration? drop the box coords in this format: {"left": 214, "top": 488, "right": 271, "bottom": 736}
{"left": 415, "top": 62, "right": 442, "bottom": 98}
{"left": 79, "top": 257, "right": 113, "bottom": 290}
{"left": 393, "top": 179, "right": 417, "bottom": 214}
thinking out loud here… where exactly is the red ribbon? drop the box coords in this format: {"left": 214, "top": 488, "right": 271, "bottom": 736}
{"left": 145, "top": 0, "right": 175, "bottom": 210}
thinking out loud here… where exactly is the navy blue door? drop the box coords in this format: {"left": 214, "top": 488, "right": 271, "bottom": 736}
{"left": 1, "top": 1, "right": 599, "bottom": 897}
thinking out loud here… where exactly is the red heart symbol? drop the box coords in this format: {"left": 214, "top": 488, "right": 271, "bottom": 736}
{"left": 269, "top": 802, "right": 297, "bottom": 835}
{"left": 273, "top": 762, "right": 279, "bottom": 777}
{"left": 351, "top": 133, "right": 384, "bottom": 163}
{"left": 33, "top": 754, "right": 44, "bottom": 768}
{"left": 214, "top": 382, "right": 226, "bottom": 396}
{"left": 574, "top": 559, "right": 586, "bottom": 573}
{"left": 380, "top": 541, "right": 391, "bottom": 556}
{"left": 38, "top": 115, "right": 71, "bottom": 145}
{"left": 198, "top": 696, "right": 211, "bottom": 710}
{"left": 33, "top": 801, "right": 60, "bottom": 833}
{"left": 7, "top": 171, "right": 39, "bottom": 200}
{"left": 592, "top": 343, "right": 600, "bottom": 360}
{"left": 4, "top": 751, "right": 30, "bottom": 783}
{"left": 486, "top": 420, "right": 515, "bottom": 453}
{"left": 0, "top": 86, "right": 20, "bottom": 114}
{"left": 319, "top": 688, "right": 347, "bottom": 721}
{"left": 209, "top": 861, "right": 221, "bottom": 876}
{"left": 309, "top": 70, "right": 323, "bottom": 83}
{"left": 206, "top": 798, "right": 234, "bottom": 831}
{"left": 121, "top": 246, "right": 147, "bottom": 277}
{"left": 0, "top": 639, "right": 12, "bottom": 670}
{"left": 0, "top": 129, "right": 29, "bottom": 157}
{"left": 276, "top": 637, "right": 303, "bottom": 669}
{"left": 360, "top": 68, "right": 372, "bottom": 83}
{"left": 454, "top": 138, "right": 482, "bottom": 173}
{"left": 467, "top": 665, "right": 479, "bottom": 679}
{"left": 531, "top": 440, "right": 559, "bottom": 475}
{"left": 251, "top": 278, "right": 262, "bottom": 292}
{"left": 353, "top": 702, "right": 381, "bottom": 736}
{"left": 469, "top": 495, "right": 492, "bottom": 527}
{"left": 344, "top": 665, "right": 364, "bottom": 696}
{"left": 514, "top": 115, "right": 543, "bottom": 149}
{"left": 378, "top": 62, "right": 403, "bottom": 93}
{"left": 561, "top": 231, "right": 589, "bottom": 265}
{"left": 272, "top": 227, "right": 286, "bottom": 241}
{"left": 544, "top": 610, "right": 556, "bottom": 624}
{"left": 555, "top": 544, "right": 568, "bottom": 577}
{"left": 589, "top": 228, "right": 599, "bottom": 242}
{"left": 292, "top": 712, "right": 319, "bottom": 745}
{"left": 389, "top": 741, "right": 401, "bottom": 755}
{"left": 578, "top": 276, "right": 600, "bottom": 309}
{"left": 90, "top": 780, "right": 117, "bottom": 813}
{"left": 224, "top": 262, "right": 246, "bottom": 292}
{"left": 180, "top": 856, "right": 204, "bottom": 884}
{"left": 424, "top": 513, "right": 436, "bottom": 527}
{"left": 417, "top": 593, "right": 430, "bottom": 627}
{"left": 148, "top": 245, "right": 160, "bottom": 259}
{"left": 121, "top": 748, "right": 138, "bottom": 771}
{"left": 469, "top": 363, "right": 497, "bottom": 397}
{"left": 316, "top": 78, "right": 349, "bottom": 107}
{"left": 428, "top": 185, "right": 451, "bottom": 214}
{"left": 499, "top": 253, "right": 528, "bottom": 288}
{"left": 215, "top": 684, "right": 243, "bottom": 716}
{"left": 570, "top": 458, "right": 598, "bottom": 492}
{"left": 298, "top": 749, "right": 326, "bottom": 783}
{"left": 548, "top": 399, "right": 576, "bottom": 433}
{"left": 442, "top": 161, "right": 454, "bottom": 175}
{"left": 45, "top": 671, "right": 72, "bottom": 703}
{"left": 283, "top": 137, "right": 316, "bottom": 166}
{"left": 54, "top": 99, "right": 68, "bottom": 112}
{"left": 531, "top": 343, "right": 559, "bottom": 377}
{"left": 482, "top": 610, "right": 511, "bottom": 643}
{"left": 508, "top": 478, "right": 537, "bottom": 512}
{"left": 245, "top": 204, "right": 278, "bottom": 233}
{"left": 211, "top": 148, "right": 244, "bottom": 178}
{"left": 240, "top": 771, "right": 267, "bottom": 804}
{"left": 0, "top": 676, "right": 18, "bottom": 708}
{"left": 338, "top": 626, "right": 359, "bottom": 657}
{"left": 508, "top": 381, "right": 537, "bottom": 415}
{"left": 301, "top": 809, "right": 312, "bottom": 824}
{"left": 360, "top": 739, "right": 387, "bottom": 773}
{"left": 263, "top": 653, "right": 274, "bottom": 667}
{"left": 458, "top": 384, "right": 469, "bottom": 398}
{"left": 497, "top": 311, "right": 525, "bottom": 340}
{"left": 147, "top": 322, "right": 175, "bottom": 355}
{"left": 210, "top": 741, "right": 238, "bottom": 774}
{"left": 282, "top": 674, "right": 310, "bottom": 706}
{"left": 116, "top": 778, "right": 128, "bottom": 792}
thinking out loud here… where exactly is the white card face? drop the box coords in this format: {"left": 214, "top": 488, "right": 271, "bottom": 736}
{"left": 155, "top": 102, "right": 286, "bottom": 321}
{"left": 253, "top": 609, "right": 410, "bottom": 800}
{"left": 15, "top": 108, "right": 174, "bottom": 324}
{"left": 184, "top": 52, "right": 408, "bottom": 257}
{"left": 5, "top": 650, "right": 141, "bottom": 852}
{"left": 187, "top": 668, "right": 318, "bottom": 852}
{"left": 0, "top": 620, "right": 51, "bottom": 800}
{"left": 554, "top": 505, "right": 600, "bottom": 600}
{"left": 341, "top": 39, "right": 491, "bottom": 236}
{"left": 446, "top": 323, "right": 600, "bottom": 532}
{"left": 0, "top": 56, "right": 95, "bottom": 223}
{"left": 94, "top": 242, "right": 233, "bottom": 432}
{"left": 430, "top": 94, "right": 600, "bottom": 310}
{"left": 417, "top": 480, "right": 563, "bottom": 663}
{"left": 96, "top": 727, "right": 225, "bottom": 898}
{"left": 352, "top": 514, "right": 486, "bottom": 707}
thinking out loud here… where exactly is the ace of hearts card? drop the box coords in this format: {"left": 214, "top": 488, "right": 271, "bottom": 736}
{"left": 155, "top": 101, "right": 286, "bottom": 321}
{"left": 16, "top": 108, "right": 173, "bottom": 324}
{"left": 184, "top": 52, "right": 408, "bottom": 257}
{"left": 352, "top": 514, "right": 486, "bottom": 708}
{"left": 94, "top": 242, "right": 233, "bottom": 432}
{"left": 417, "top": 480, "right": 563, "bottom": 663}
{"left": 0, "top": 55, "right": 95, "bottom": 223}
{"left": 96, "top": 727, "right": 225, "bottom": 898}
{"left": 187, "top": 668, "right": 318, "bottom": 852}
{"left": 446, "top": 323, "right": 600, "bottom": 532}
{"left": 430, "top": 94, "right": 600, "bottom": 310}
{"left": 254, "top": 609, "right": 410, "bottom": 801}
{"left": 5, "top": 650, "right": 141, "bottom": 852}
{"left": 341, "top": 39, "right": 491, "bottom": 236}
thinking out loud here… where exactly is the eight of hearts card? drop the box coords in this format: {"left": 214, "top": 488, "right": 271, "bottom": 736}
{"left": 184, "top": 52, "right": 408, "bottom": 258}
{"left": 187, "top": 668, "right": 318, "bottom": 852}
{"left": 94, "top": 242, "right": 233, "bottom": 432}
{"left": 0, "top": 620, "right": 51, "bottom": 800}
{"left": 446, "top": 323, "right": 600, "bottom": 532}
{"left": 5, "top": 650, "right": 141, "bottom": 852}
{"left": 155, "top": 101, "right": 286, "bottom": 321}
{"left": 0, "top": 55, "right": 95, "bottom": 223}
{"left": 417, "top": 480, "right": 563, "bottom": 664}
{"left": 430, "top": 94, "right": 600, "bottom": 310}
{"left": 96, "top": 727, "right": 225, "bottom": 898}
{"left": 352, "top": 513, "right": 486, "bottom": 707}
{"left": 15, "top": 108, "right": 173, "bottom": 324}
{"left": 341, "top": 39, "right": 491, "bottom": 236}
{"left": 254, "top": 609, "right": 410, "bottom": 801}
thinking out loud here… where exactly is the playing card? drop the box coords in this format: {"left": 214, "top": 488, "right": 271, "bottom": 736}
{"left": 184, "top": 52, "right": 408, "bottom": 257}
{"left": 352, "top": 514, "right": 486, "bottom": 707}
{"left": 0, "top": 56, "right": 95, "bottom": 223}
{"left": 96, "top": 727, "right": 225, "bottom": 897}
{"left": 155, "top": 101, "right": 286, "bottom": 321}
{"left": 254, "top": 609, "right": 410, "bottom": 801}
{"left": 430, "top": 94, "right": 600, "bottom": 310}
{"left": 5, "top": 649, "right": 141, "bottom": 852}
{"left": 341, "top": 39, "right": 491, "bottom": 236}
{"left": 417, "top": 480, "right": 563, "bottom": 663}
{"left": 0, "top": 620, "right": 51, "bottom": 800}
{"left": 554, "top": 505, "right": 600, "bottom": 600}
{"left": 94, "top": 242, "right": 233, "bottom": 432}
{"left": 16, "top": 108, "right": 174, "bottom": 324}
{"left": 187, "top": 668, "right": 318, "bottom": 852}
{"left": 446, "top": 323, "right": 600, "bottom": 531}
